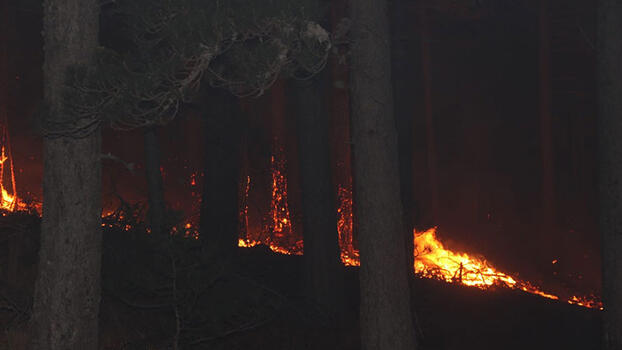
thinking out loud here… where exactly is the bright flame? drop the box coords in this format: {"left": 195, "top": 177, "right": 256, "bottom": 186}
{"left": 0, "top": 121, "right": 25, "bottom": 212}
{"left": 239, "top": 215, "right": 602, "bottom": 309}
{"left": 413, "top": 228, "right": 519, "bottom": 288}
{"left": 234, "top": 148, "right": 602, "bottom": 309}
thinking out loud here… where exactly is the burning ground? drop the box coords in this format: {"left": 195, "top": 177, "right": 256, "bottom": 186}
{"left": 0, "top": 208, "right": 602, "bottom": 350}
{"left": 0, "top": 133, "right": 603, "bottom": 348}
{"left": 0, "top": 129, "right": 604, "bottom": 349}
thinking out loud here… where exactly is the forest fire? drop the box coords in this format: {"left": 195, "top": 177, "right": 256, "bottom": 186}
{"left": 3, "top": 0, "right": 613, "bottom": 346}
{"left": 413, "top": 228, "right": 603, "bottom": 309}
{"left": 0, "top": 123, "right": 603, "bottom": 311}
{"left": 239, "top": 142, "right": 304, "bottom": 255}
{"left": 266, "top": 153, "right": 294, "bottom": 240}
{"left": 234, "top": 144, "right": 603, "bottom": 310}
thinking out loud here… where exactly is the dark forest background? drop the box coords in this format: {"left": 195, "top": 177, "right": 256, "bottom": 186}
{"left": 5, "top": 0, "right": 599, "bottom": 296}
{"left": 1, "top": 0, "right": 614, "bottom": 348}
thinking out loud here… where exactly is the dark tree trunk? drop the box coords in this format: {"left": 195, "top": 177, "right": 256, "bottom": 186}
{"left": 349, "top": 0, "right": 418, "bottom": 349}
{"left": 199, "top": 89, "right": 244, "bottom": 258}
{"left": 291, "top": 72, "right": 344, "bottom": 322}
{"left": 0, "top": 0, "right": 16, "bottom": 287}
{"left": 539, "top": 0, "right": 556, "bottom": 255}
{"left": 30, "top": 1, "right": 102, "bottom": 349}
{"left": 328, "top": 0, "right": 357, "bottom": 260}
{"left": 419, "top": 1, "right": 440, "bottom": 226}
{"left": 597, "top": 0, "right": 622, "bottom": 348}
{"left": 143, "top": 126, "right": 166, "bottom": 237}
{"left": 0, "top": 1, "right": 7, "bottom": 125}
{"left": 390, "top": 0, "right": 415, "bottom": 281}
{"left": 328, "top": 0, "right": 352, "bottom": 191}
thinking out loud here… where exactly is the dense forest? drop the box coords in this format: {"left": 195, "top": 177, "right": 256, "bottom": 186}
{"left": 0, "top": 0, "right": 619, "bottom": 349}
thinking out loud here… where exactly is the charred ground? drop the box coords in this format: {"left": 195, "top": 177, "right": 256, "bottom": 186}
{"left": 0, "top": 210, "right": 600, "bottom": 350}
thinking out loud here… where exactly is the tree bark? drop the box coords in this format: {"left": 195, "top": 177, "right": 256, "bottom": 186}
{"left": 30, "top": 1, "right": 102, "bottom": 349}
{"left": 143, "top": 126, "right": 166, "bottom": 237}
{"left": 349, "top": 0, "right": 418, "bottom": 349}
{"left": 597, "top": 0, "right": 622, "bottom": 348}
{"left": 199, "top": 89, "right": 244, "bottom": 258}
{"left": 291, "top": 72, "right": 344, "bottom": 322}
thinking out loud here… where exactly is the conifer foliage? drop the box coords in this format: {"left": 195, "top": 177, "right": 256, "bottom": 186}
{"left": 45, "top": 0, "right": 332, "bottom": 137}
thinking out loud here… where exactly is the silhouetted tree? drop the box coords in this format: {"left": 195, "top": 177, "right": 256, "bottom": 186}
{"left": 539, "top": 0, "right": 556, "bottom": 259}
{"left": 29, "top": 0, "right": 102, "bottom": 348}
{"left": 0, "top": 1, "right": 8, "bottom": 126}
{"left": 597, "top": 0, "right": 622, "bottom": 348}
{"left": 349, "top": 0, "right": 418, "bottom": 349}
{"left": 419, "top": 0, "right": 440, "bottom": 227}
{"left": 200, "top": 89, "right": 245, "bottom": 258}
{"left": 390, "top": 0, "right": 417, "bottom": 283}
{"left": 69, "top": 0, "right": 332, "bottom": 249}
{"left": 291, "top": 70, "right": 344, "bottom": 322}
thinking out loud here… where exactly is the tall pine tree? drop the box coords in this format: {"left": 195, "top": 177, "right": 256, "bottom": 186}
{"left": 349, "top": 0, "right": 418, "bottom": 348}
{"left": 30, "top": 0, "right": 102, "bottom": 348}
{"left": 597, "top": 0, "right": 622, "bottom": 348}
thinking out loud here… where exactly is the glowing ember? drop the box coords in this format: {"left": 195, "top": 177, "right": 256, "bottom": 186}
{"left": 266, "top": 151, "right": 292, "bottom": 237}
{"left": 238, "top": 238, "right": 303, "bottom": 256}
{"left": 336, "top": 184, "right": 358, "bottom": 266}
{"left": 567, "top": 295, "right": 602, "bottom": 309}
{"left": 255, "top": 141, "right": 303, "bottom": 252}
{"left": 239, "top": 175, "right": 250, "bottom": 239}
{"left": 238, "top": 141, "right": 303, "bottom": 254}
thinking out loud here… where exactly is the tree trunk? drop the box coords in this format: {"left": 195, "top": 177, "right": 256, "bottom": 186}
{"left": 143, "top": 126, "right": 166, "bottom": 237}
{"left": 597, "top": 0, "right": 622, "bottom": 348}
{"left": 539, "top": 0, "right": 556, "bottom": 256}
{"left": 30, "top": 1, "right": 102, "bottom": 349}
{"left": 328, "top": 0, "right": 357, "bottom": 262}
{"left": 291, "top": 72, "right": 344, "bottom": 322}
{"left": 349, "top": 0, "right": 418, "bottom": 349}
{"left": 390, "top": 0, "right": 416, "bottom": 281}
{"left": 419, "top": 1, "right": 440, "bottom": 226}
{"left": 0, "top": 1, "right": 8, "bottom": 126}
{"left": 0, "top": 0, "right": 16, "bottom": 287}
{"left": 199, "top": 89, "right": 244, "bottom": 258}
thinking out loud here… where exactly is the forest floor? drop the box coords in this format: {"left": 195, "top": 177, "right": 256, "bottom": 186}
{"left": 0, "top": 211, "right": 602, "bottom": 350}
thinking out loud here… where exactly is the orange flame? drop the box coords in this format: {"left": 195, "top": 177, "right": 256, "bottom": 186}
{"left": 413, "top": 228, "right": 520, "bottom": 287}
{"left": 412, "top": 228, "right": 603, "bottom": 309}
{"left": 267, "top": 152, "right": 292, "bottom": 237}
{"left": 413, "top": 228, "right": 554, "bottom": 295}
{"left": 336, "top": 184, "right": 359, "bottom": 266}
{"left": 233, "top": 145, "right": 603, "bottom": 309}
{"left": 243, "top": 140, "right": 304, "bottom": 253}
{"left": 0, "top": 121, "right": 24, "bottom": 212}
